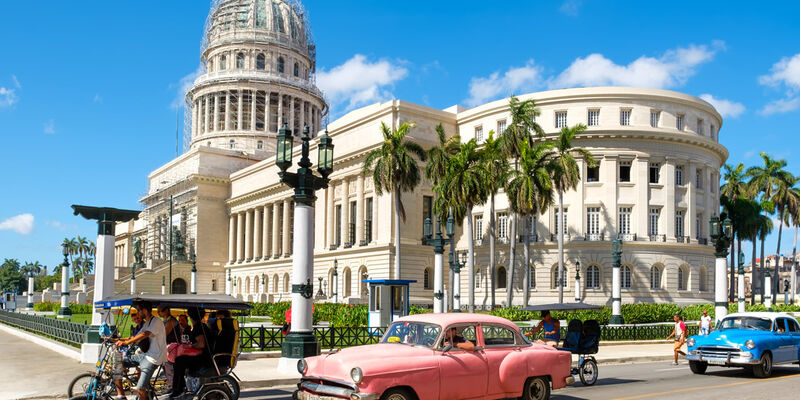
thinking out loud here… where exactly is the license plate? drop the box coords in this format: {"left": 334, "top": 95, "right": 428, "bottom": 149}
{"left": 707, "top": 359, "right": 726, "bottom": 365}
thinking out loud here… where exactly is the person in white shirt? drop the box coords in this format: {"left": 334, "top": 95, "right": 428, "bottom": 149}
{"left": 113, "top": 300, "right": 167, "bottom": 400}
{"left": 700, "top": 310, "right": 713, "bottom": 335}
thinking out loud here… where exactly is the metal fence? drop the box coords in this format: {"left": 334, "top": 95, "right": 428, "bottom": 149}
{"left": 238, "top": 323, "right": 690, "bottom": 351}
{"left": 0, "top": 310, "right": 86, "bottom": 346}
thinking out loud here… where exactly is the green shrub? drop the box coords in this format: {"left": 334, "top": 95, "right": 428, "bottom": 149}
{"left": 34, "top": 301, "right": 58, "bottom": 312}
{"left": 410, "top": 306, "right": 431, "bottom": 315}
{"left": 329, "top": 304, "right": 368, "bottom": 327}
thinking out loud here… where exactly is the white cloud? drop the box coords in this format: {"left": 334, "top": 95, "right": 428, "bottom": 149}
{"left": 12, "top": 75, "right": 21, "bottom": 89}
{"left": 317, "top": 54, "right": 408, "bottom": 115}
{"left": 699, "top": 94, "right": 745, "bottom": 118}
{"left": 559, "top": 0, "right": 583, "bottom": 16}
{"left": 43, "top": 120, "right": 55, "bottom": 134}
{"left": 0, "top": 87, "right": 17, "bottom": 107}
{"left": 465, "top": 61, "right": 543, "bottom": 106}
{"left": 171, "top": 65, "right": 204, "bottom": 110}
{"left": 0, "top": 214, "right": 34, "bottom": 235}
{"left": 760, "top": 97, "right": 800, "bottom": 115}
{"left": 93, "top": 94, "right": 103, "bottom": 103}
{"left": 549, "top": 42, "right": 722, "bottom": 89}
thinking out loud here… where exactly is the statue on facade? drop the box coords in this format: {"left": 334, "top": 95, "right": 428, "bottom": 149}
{"left": 172, "top": 228, "right": 187, "bottom": 261}
{"left": 132, "top": 237, "right": 145, "bottom": 277}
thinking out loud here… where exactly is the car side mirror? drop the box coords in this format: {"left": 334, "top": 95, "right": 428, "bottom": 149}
{"left": 441, "top": 343, "right": 453, "bottom": 353}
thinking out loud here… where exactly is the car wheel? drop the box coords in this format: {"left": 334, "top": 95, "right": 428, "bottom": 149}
{"left": 522, "top": 376, "right": 550, "bottom": 400}
{"left": 752, "top": 352, "right": 772, "bottom": 378}
{"left": 689, "top": 361, "right": 708, "bottom": 374}
{"left": 380, "top": 388, "right": 414, "bottom": 400}
{"left": 578, "top": 359, "right": 598, "bottom": 386}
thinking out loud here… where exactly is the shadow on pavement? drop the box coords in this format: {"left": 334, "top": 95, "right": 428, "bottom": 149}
{"left": 574, "top": 377, "right": 643, "bottom": 387}
{"left": 241, "top": 387, "right": 295, "bottom": 399}
{"left": 702, "top": 366, "right": 800, "bottom": 380}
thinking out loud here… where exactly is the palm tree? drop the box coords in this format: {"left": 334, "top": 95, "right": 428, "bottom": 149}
{"left": 21, "top": 262, "right": 41, "bottom": 278}
{"left": 550, "top": 124, "right": 595, "bottom": 303}
{"left": 506, "top": 140, "right": 556, "bottom": 306}
{"left": 362, "top": 121, "right": 426, "bottom": 280}
{"left": 722, "top": 163, "right": 751, "bottom": 300}
{"left": 479, "top": 130, "right": 508, "bottom": 309}
{"left": 755, "top": 210, "right": 774, "bottom": 302}
{"left": 769, "top": 175, "right": 800, "bottom": 298}
{"left": 62, "top": 237, "right": 79, "bottom": 280}
{"left": 433, "top": 139, "right": 486, "bottom": 312}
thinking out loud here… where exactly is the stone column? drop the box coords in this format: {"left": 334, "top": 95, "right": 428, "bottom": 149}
{"left": 326, "top": 185, "right": 335, "bottom": 248}
{"left": 228, "top": 215, "right": 236, "bottom": 263}
{"left": 289, "top": 96, "right": 295, "bottom": 132}
{"left": 250, "top": 89, "right": 257, "bottom": 132}
{"left": 277, "top": 93, "right": 284, "bottom": 125}
{"left": 341, "top": 179, "right": 350, "bottom": 245}
{"left": 283, "top": 199, "right": 292, "bottom": 255}
{"left": 236, "top": 212, "right": 244, "bottom": 262}
{"left": 225, "top": 91, "right": 231, "bottom": 131}
{"left": 237, "top": 89, "right": 244, "bottom": 130}
{"left": 356, "top": 175, "right": 365, "bottom": 245}
{"left": 254, "top": 207, "right": 262, "bottom": 260}
{"left": 605, "top": 155, "right": 618, "bottom": 238}
{"left": 687, "top": 163, "right": 697, "bottom": 242}
{"left": 715, "top": 256, "right": 729, "bottom": 324}
{"left": 205, "top": 95, "right": 211, "bottom": 134}
{"left": 664, "top": 158, "right": 676, "bottom": 241}
{"left": 244, "top": 209, "right": 253, "bottom": 261}
{"left": 212, "top": 93, "right": 219, "bottom": 132}
{"left": 273, "top": 202, "right": 281, "bottom": 257}
{"left": 704, "top": 166, "right": 712, "bottom": 241}
{"left": 434, "top": 246, "right": 445, "bottom": 313}
{"left": 636, "top": 156, "right": 650, "bottom": 239}
{"left": 262, "top": 205, "right": 270, "bottom": 258}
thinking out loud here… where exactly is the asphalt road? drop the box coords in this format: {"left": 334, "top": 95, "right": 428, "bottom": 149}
{"left": 239, "top": 361, "right": 800, "bottom": 400}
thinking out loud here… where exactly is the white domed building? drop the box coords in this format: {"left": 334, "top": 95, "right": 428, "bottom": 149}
{"left": 113, "top": 0, "right": 726, "bottom": 308}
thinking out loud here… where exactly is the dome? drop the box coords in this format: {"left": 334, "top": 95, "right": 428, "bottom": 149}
{"left": 204, "top": 0, "right": 315, "bottom": 64}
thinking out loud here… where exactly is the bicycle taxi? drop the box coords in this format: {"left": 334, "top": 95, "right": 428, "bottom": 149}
{"left": 69, "top": 294, "right": 251, "bottom": 400}
{"left": 522, "top": 302, "right": 602, "bottom": 386}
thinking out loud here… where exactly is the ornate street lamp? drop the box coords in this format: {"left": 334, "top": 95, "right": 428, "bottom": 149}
{"left": 574, "top": 260, "right": 581, "bottom": 302}
{"left": 226, "top": 269, "right": 232, "bottom": 295}
{"left": 261, "top": 273, "right": 267, "bottom": 296}
{"left": 190, "top": 251, "right": 197, "bottom": 295}
{"left": 57, "top": 244, "right": 72, "bottom": 317}
{"left": 424, "top": 212, "right": 452, "bottom": 313}
{"left": 161, "top": 275, "right": 166, "bottom": 295}
{"left": 610, "top": 239, "right": 624, "bottom": 324}
{"left": 332, "top": 259, "right": 339, "bottom": 303}
{"left": 737, "top": 251, "right": 745, "bottom": 312}
{"left": 710, "top": 214, "right": 733, "bottom": 323}
{"left": 276, "top": 122, "right": 332, "bottom": 363}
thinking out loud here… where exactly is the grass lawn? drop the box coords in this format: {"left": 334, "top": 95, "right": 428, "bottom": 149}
{"left": 46, "top": 313, "right": 136, "bottom": 336}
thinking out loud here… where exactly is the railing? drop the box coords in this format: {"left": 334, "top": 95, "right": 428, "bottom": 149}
{"left": 676, "top": 236, "right": 690, "bottom": 243}
{"left": 0, "top": 310, "right": 86, "bottom": 347}
{"left": 698, "top": 237, "right": 708, "bottom": 245}
{"left": 521, "top": 323, "right": 699, "bottom": 342}
{"left": 618, "top": 233, "right": 637, "bottom": 241}
{"left": 584, "top": 233, "right": 604, "bottom": 241}
{"left": 550, "top": 234, "right": 571, "bottom": 242}
{"left": 649, "top": 234, "right": 666, "bottom": 242}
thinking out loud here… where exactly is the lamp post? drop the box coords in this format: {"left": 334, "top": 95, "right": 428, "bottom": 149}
{"left": 276, "top": 122, "right": 332, "bottom": 366}
{"left": 26, "top": 274, "right": 34, "bottom": 309}
{"left": 610, "top": 239, "right": 624, "bottom": 324}
{"left": 190, "top": 251, "right": 197, "bottom": 295}
{"left": 710, "top": 215, "right": 733, "bottom": 324}
{"left": 58, "top": 244, "right": 72, "bottom": 318}
{"left": 130, "top": 261, "right": 137, "bottom": 295}
{"left": 161, "top": 276, "right": 166, "bottom": 295}
{"left": 574, "top": 260, "right": 581, "bottom": 302}
{"left": 737, "top": 251, "right": 745, "bottom": 313}
{"left": 226, "top": 269, "right": 232, "bottom": 295}
{"left": 261, "top": 273, "right": 267, "bottom": 299}
{"left": 332, "top": 259, "right": 339, "bottom": 303}
{"left": 446, "top": 209, "right": 462, "bottom": 312}
{"left": 764, "top": 269, "right": 772, "bottom": 308}
{"left": 424, "top": 210, "right": 453, "bottom": 313}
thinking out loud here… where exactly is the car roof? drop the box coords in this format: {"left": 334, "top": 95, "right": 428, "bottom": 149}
{"left": 723, "top": 312, "right": 795, "bottom": 320}
{"left": 395, "top": 313, "right": 518, "bottom": 329}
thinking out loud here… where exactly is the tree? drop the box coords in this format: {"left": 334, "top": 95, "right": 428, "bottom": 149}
{"left": 506, "top": 139, "right": 555, "bottom": 306}
{"left": 0, "top": 259, "right": 25, "bottom": 293}
{"left": 362, "top": 121, "right": 426, "bottom": 280}
{"left": 20, "top": 261, "right": 42, "bottom": 278}
{"left": 769, "top": 175, "right": 800, "bottom": 298}
{"left": 722, "top": 162, "right": 751, "bottom": 300}
{"left": 62, "top": 237, "right": 79, "bottom": 279}
{"left": 479, "top": 130, "right": 508, "bottom": 309}
{"left": 549, "top": 123, "right": 595, "bottom": 303}
{"left": 433, "top": 139, "right": 485, "bottom": 312}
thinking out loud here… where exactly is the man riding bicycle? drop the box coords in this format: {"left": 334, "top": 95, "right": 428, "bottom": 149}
{"left": 111, "top": 300, "right": 167, "bottom": 400}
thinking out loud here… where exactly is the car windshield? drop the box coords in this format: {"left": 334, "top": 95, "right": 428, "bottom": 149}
{"left": 719, "top": 317, "right": 772, "bottom": 331}
{"left": 382, "top": 321, "right": 441, "bottom": 348}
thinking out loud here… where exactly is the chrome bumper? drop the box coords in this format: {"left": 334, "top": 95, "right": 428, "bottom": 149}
{"left": 295, "top": 378, "right": 378, "bottom": 400}
{"left": 686, "top": 351, "right": 760, "bottom": 365}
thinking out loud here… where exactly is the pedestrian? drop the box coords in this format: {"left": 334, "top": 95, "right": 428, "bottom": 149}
{"left": 157, "top": 305, "right": 181, "bottom": 393}
{"left": 666, "top": 314, "right": 686, "bottom": 365}
{"left": 700, "top": 310, "right": 712, "bottom": 335}
{"left": 113, "top": 301, "right": 167, "bottom": 400}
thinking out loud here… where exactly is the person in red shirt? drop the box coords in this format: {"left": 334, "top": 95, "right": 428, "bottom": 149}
{"left": 666, "top": 314, "right": 687, "bottom": 365}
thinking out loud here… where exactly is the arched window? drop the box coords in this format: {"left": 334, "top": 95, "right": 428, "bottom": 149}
{"left": 171, "top": 278, "right": 187, "bottom": 294}
{"left": 245, "top": 276, "right": 251, "bottom": 294}
{"left": 283, "top": 273, "right": 290, "bottom": 293}
{"left": 699, "top": 266, "right": 708, "bottom": 291}
{"left": 678, "top": 265, "right": 689, "bottom": 291}
{"left": 586, "top": 265, "right": 600, "bottom": 289}
{"left": 528, "top": 265, "right": 536, "bottom": 289}
{"left": 423, "top": 268, "right": 431, "bottom": 290}
{"left": 256, "top": 54, "right": 266, "bottom": 70}
{"left": 343, "top": 268, "right": 352, "bottom": 297}
{"left": 236, "top": 52, "right": 245, "bottom": 69}
{"left": 272, "top": 274, "right": 278, "bottom": 293}
{"left": 293, "top": 62, "right": 299, "bottom": 77}
{"left": 621, "top": 265, "right": 633, "bottom": 289}
{"left": 229, "top": 140, "right": 235, "bottom": 149}
{"left": 257, "top": 140, "right": 263, "bottom": 150}
{"left": 277, "top": 57, "right": 285, "bottom": 73}
{"left": 236, "top": 278, "right": 242, "bottom": 295}
{"left": 650, "top": 265, "right": 663, "bottom": 290}
{"left": 254, "top": 276, "right": 260, "bottom": 293}
{"left": 208, "top": 59, "right": 214, "bottom": 72}
{"left": 552, "top": 264, "right": 567, "bottom": 289}
{"left": 220, "top": 55, "right": 227, "bottom": 70}
{"left": 497, "top": 266, "right": 507, "bottom": 289}
{"left": 327, "top": 268, "right": 335, "bottom": 297}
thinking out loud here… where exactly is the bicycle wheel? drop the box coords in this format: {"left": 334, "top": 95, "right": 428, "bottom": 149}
{"left": 67, "top": 373, "right": 97, "bottom": 398}
{"left": 68, "top": 396, "right": 88, "bottom": 400}
{"left": 219, "top": 375, "right": 240, "bottom": 399}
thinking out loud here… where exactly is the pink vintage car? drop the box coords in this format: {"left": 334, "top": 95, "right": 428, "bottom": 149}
{"left": 294, "top": 313, "right": 573, "bottom": 400}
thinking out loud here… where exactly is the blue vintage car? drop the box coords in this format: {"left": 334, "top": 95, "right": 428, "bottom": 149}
{"left": 686, "top": 312, "right": 800, "bottom": 377}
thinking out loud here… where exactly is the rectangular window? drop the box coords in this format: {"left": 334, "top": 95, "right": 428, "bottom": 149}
{"left": 620, "top": 109, "right": 631, "bottom": 126}
{"left": 498, "top": 213, "right": 508, "bottom": 241}
{"left": 710, "top": 124, "right": 716, "bottom": 140}
{"left": 587, "top": 207, "right": 600, "bottom": 235}
{"left": 619, "top": 207, "right": 632, "bottom": 235}
{"left": 649, "top": 208, "right": 660, "bottom": 236}
{"left": 675, "top": 211, "right": 684, "bottom": 238}
{"left": 554, "top": 208, "right": 568, "bottom": 235}
{"left": 697, "top": 118, "right": 704, "bottom": 135}
{"left": 474, "top": 215, "right": 483, "bottom": 240}
{"left": 588, "top": 109, "right": 600, "bottom": 126}
{"left": 650, "top": 110, "right": 660, "bottom": 127}
{"left": 619, "top": 161, "right": 631, "bottom": 182}
{"left": 423, "top": 196, "right": 433, "bottom": 236}
{"left": 475, "top": 125, "right": 484, "bottom": 142}
{"left": 676, "top": 114, "right": 685, "bottom": 131}
{"left": 696, "top": 215, "right": 701, "bottom": 239}
{"left": 587, "top": 161, "right": 600, "bottom": 182}
{"left": 365, "top": 197, "right": 374, "bottom": 243}
{"left": 349, "top": 201, "right": 357, "bottom": 245}
{"left": 649, "top": 163, "right": 660, "bottom": 184}
{"left": 335, "top": 204, "right": 342, "bottom": 246}
{"left": 675, "top": 166, "right": 683, "bottom": 186}
{"left": 211, "top": 279, "right": 218, "bottom": 292}
{"left": 696, "top": 170, "right": 702, "bottom": 189}
{"left": 555, "top": 111, "right": 567, "bottom": 128}
{"left": 497, "top": 120, "right": 507, "bottom": 135}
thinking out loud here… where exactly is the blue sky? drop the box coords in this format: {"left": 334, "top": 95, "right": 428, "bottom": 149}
{"left": 1, "top": 0, "right": 799, "bottom": 272}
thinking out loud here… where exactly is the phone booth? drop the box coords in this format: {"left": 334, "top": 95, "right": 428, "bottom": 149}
{"left": 1, "top": 292, "right": 17, "bottom": 311}
{"left": 365, "top": 279, "right": 416, "bottom": 328}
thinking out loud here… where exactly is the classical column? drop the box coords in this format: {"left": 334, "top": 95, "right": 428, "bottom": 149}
{"left": 228, "top": 215, "right": 236, "bottom": 263}
{"left": 289, "top": 96, "right": 295, "bottom": 132}
{"left": 283, "top": 198, "right": 292, "bottom": 255}
{"left": 341, "top": 178, "right": 350, "bottom": 246}
{"left": 356, "top": 175, "right": 365, "bottom": 245}
{"left": 244, "top": 209, "right": 253, "bottom": 261}
{"left": 254, "top": 207, "right": 262, "bottom": 260}
{"left": 273, "top": 202, "right": 281, "bottom": 257}
{"left": 204, "top": 95, "right": 211, "bottom": 134}
{"left": 326, "top": 185, "right": 335, "bottom": 248}
{"left": 277, "top": 93, "right": 284, "bottom": 124}
{"left": 236, "top": 212, "right": 245, "bottom": 262}
{"left": 636, "top": 156, "right": 650, "bottom": 239}
{"left": 237, "top": 89, "right": 244, "bottom": 130}
{"left": 250, "top": 90, "right": 257, "bottom": 132}
{"left": 212, "top": 93, "right": 219, "bottom": 132}
{"left": 687, "top": 163, "right": 697, "bottom": 242}
{"left": 664, "top": 158, "right": 676, "bottom": 241}
{"left": 262, "top": 205, "right": 270, "bottom": 258}
{"left": 191, "top": 100, "right": 197, "bottom": 138}
{"left": 225, "top": 91, "right": 231, "bottom": 131}
{"left": 605, "top": 156, "right": 619, "bottom": 238}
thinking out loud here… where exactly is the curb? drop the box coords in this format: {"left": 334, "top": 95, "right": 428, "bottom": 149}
{"left": 240, "top": 378, "right": 301, "bottom": 389}
{"left": 0, "top": 322, "right": 82, "bottom": 362}
{"left": 596, "top": 355, "right": 675, "bottom": 365}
